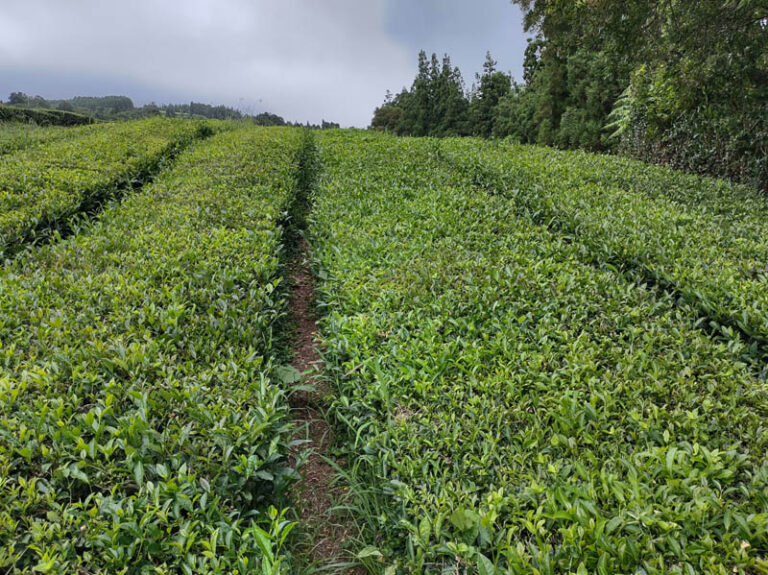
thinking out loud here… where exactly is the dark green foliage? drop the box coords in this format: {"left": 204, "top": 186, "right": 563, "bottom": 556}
{"left": 0, "top": 104, "right": 94, "bottom": 126}
{"left": 468, "top": 53, "right": 512, "bottom": 138}
{"left": 371, "top": 92, "right": 406, "bottom": 133}
{"left": 501, "top": 0, "right": 768, "bottom": 191}
{"left": 56, "top": 101, "right": 75, "bottom": 112}
{"left": 164, "top": 101, "right": 244, "bottom": 121}
{"left": 371, "top": 51, "right": 472, "bottom": 137}
{"left": 5, "top": 92, "right": 339, "bottom": 129}
{"left": 373, "top": 3, "right": 766, "bottom": 190}
{"left": 69, "top": 95, "right": 135, "bottom": 116}
{"left": 254, "top": 112, "right": 287, "bottom": 126}
{"left": 5, "top": 93, "right": 247, "bottom": 122}
{"left": 491, "top": 82, "right": 536, "bottom": 141}
{"left": 7, "top": 92, "right": 51, "bottom": 109}
{"left": 492, "top": 5, "right": 637, "bottom": 148}
{"left": 7, "top": 92, "right": 28, "bottom": 106}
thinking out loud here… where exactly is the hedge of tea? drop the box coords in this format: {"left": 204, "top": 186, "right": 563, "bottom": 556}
{"left": 0, "top": 123, "right": 98, "bottom": 157}
{"left": 443, "top": 138, "right": 768, "bottom": 356}
{"left": 0, "top": 126, "right": 301, "bottom": 573}
{"left": 311, "top": 131, "right": 768, "bottom": 574}
{"left": 0, "top": 118, "right": 206, "bottom": 255}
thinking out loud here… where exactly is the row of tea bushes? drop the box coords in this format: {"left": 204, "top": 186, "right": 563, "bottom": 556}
{"left": 0, "top": 117, "right": 208, "bottom": 256}
{"left": 311, "top": 131, "right": 768, "bottom": 574}
{"left": 442, "top": 139, "right": 768, "bottom": 355}
{"left": 0, "top": 123, "right": 94, "bottom": 157}
{"left": 489, "top": 140, "right": 766, "bottom": 221}
{"left": 0, "top": 127, "right": 301, "bottom": 573}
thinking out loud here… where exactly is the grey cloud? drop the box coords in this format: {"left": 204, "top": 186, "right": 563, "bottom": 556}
{"left": 385, "top": 0, "right": 530, "bottom": 85}
{"left": 0, "top": 0, "right": 526, "bottom": 126}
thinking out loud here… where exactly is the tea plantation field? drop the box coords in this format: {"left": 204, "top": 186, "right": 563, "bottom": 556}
{"left": 0, "top": 120, "right": 766, "bottom": 574}
{"left": 313, "top": 132, "right": 768, "bottom": 574}
{"left": 1, "top": 124, "right": 300, "bottom": 573}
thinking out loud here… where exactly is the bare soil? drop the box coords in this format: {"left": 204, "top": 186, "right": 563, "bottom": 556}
{"left": 288, "top": 240, "right": 363, "bottom": 573}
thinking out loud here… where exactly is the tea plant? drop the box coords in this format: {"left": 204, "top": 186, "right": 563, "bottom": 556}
{"left": 443, "top": 138, "right": 768, "bottom": 355}
{"left": 0, "top": 117, "right": 207, "bottom": 256}
{"left": 0, "top": 122, "right": 93, "bottom": 156}
{"left": 310, "top": 131, "right": 768, "bottom": 574}
{"left": 0, "top": 126, "right": 302, "bottom": 573}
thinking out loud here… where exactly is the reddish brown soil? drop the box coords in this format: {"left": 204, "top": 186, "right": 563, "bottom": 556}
{"left": 288, "top": 240, "right": 363, "bottom": 573}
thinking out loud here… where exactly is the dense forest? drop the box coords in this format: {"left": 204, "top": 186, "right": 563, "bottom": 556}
{"left": 372, "top": 0, "right": 768, "bottom": 191}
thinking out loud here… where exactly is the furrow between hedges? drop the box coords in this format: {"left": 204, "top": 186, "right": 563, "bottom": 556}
{"left": 282, "top": 131, "right": 364, "bottom": 572}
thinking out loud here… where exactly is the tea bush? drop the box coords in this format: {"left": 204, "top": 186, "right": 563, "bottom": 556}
{"left": 444, "top": 138, "right": 768, "bottom": 356}
{"left": 0, "top": 123, "right": 96, "bottom": 157}
{"left": 0, "top": 117, "right": 206, "bottom": 255}
{"left": 0, "top": 104, "right": 94, "bottom": 127}
{"left": 0, "top": 126, "right": 301, "bottom": 573}
{"left": 311, "top": 131, "right": 768, "bottom": 574}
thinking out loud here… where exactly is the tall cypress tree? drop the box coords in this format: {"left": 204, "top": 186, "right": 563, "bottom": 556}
{"left": 434, "top": 55, "right": 469, "bottom": 136}
{"left": 371, "top": 51, "right": 472, "bottom": 137}
{"left": 469, "top": 52, "right": 512, "bottom": 138}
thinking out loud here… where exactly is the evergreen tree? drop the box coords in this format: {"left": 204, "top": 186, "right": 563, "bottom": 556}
{"left": 499, "top": 0, "right": 767, "bottom": 189}
{"left": 434, "top": 55, "right": 469, "bottom": 136}
{"left": 371, "top": 51, "right": 471, "bottom": 137}
{"left": 469, "top": 52, "right": 511, "bottom": 138}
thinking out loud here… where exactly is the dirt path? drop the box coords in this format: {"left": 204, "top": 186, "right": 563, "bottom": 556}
{"left": 288, "top": 239, "right": 362, "bottom": 573}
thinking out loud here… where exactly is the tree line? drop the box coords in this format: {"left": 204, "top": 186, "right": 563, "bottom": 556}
{"left": 371, "top": 51, "right": 511, "bottom": 139}
{"left": 372, "top": 1, "right": 768, "bottom": 191}
{"left": 7, "top": 92, "right": 246, "bottom": 121}
{"left": 6, "top": 93, "right": 340, "bottom": 129}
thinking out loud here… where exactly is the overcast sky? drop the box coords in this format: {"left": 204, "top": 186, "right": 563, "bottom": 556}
{"left": 0, "top": 0, "right": 529, "bottom": 127}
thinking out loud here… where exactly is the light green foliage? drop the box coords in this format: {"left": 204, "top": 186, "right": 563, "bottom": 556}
{"left": 444, "top": 138, "right": 768, "bottom": 355}
{"left": 0, "top": 123, "right": 96, "bottom": 156}
{"left": 311, "top": 130, "right": 768, "bottom": 573}
{"left": 0, "top": 126, "right": 301, "bottom": 573}
{"left": 0, "top": 117, "right": 206, "bottom": 255}
{"left": 3, "top": 121, "right": 767, "bottom": 573}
